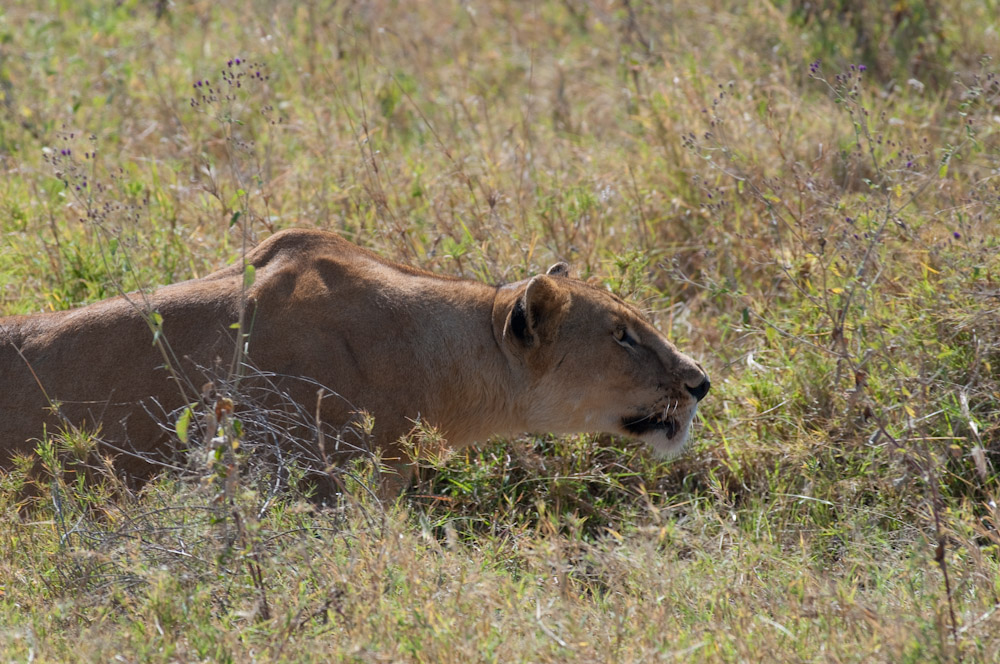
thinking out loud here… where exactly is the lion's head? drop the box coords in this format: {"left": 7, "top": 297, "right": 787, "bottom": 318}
{"left": 493, "top": 262, "right": 710, "bottom": 456}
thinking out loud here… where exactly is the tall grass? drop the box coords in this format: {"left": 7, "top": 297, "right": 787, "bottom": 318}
{"left": 1, "top": 0, "right": 998, "bottom": 660}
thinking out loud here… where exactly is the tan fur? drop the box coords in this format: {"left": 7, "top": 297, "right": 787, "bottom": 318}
{"left": 0, "top": 229, "right": 709, "bottom": 486}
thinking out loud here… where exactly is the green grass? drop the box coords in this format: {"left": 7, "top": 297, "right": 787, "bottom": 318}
{"left": 2, "top": 0, "right": 999, "bottom": 661}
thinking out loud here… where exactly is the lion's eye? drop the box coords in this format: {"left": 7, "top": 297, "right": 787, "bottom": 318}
{"left": 614, "top": 327, "right": 636, "bottom": 348}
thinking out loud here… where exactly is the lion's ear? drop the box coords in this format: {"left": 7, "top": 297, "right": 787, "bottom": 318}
{"left": 507, "top": 275, "right": 570, "bottom": 349}
{"left": 546, "top": 262, "right": 570, "bottom": 278}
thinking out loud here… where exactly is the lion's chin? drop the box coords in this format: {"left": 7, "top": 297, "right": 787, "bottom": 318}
{"left": 621, "top": 407, "right": 697, "bottom": 458}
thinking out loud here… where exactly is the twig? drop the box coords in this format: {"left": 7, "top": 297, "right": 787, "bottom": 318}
{"left": 535, "top": 599, "right": 571, "bottom": 650}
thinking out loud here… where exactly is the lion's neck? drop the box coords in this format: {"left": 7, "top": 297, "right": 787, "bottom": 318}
{"left": 411, "top": 282, "right": 529, "bottom": 448}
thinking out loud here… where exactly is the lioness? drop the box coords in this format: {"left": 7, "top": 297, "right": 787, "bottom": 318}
{"left": 0, "top": 229, "right": 709, "bottom": 489}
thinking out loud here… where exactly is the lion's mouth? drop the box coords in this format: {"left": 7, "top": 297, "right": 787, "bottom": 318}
{"left": 621, "top": 411, "right": 680, "bottom": 439}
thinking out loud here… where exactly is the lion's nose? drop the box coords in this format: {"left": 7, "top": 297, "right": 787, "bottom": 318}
{"left": 686, "top": 376, "right": 711, "bottom": 402}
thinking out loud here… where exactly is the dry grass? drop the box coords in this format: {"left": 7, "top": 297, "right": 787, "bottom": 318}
{"left": 1, "top": 0, "right": 999, "bottom": 661}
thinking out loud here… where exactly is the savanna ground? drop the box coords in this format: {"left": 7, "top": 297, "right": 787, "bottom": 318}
{"left": 1, "top": 0, "right": 999, "bottom": 661}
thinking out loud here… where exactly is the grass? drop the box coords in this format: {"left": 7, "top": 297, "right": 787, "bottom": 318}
{"left": 1, "top": 0, "right": 999, "bottom": 660}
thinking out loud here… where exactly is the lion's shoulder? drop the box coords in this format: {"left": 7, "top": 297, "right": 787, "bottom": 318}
{"left": 244, "top": 228, "right": 357, "bottom": 266}
{"left": 244, "top": 229, "right": 464, "bottom": 283}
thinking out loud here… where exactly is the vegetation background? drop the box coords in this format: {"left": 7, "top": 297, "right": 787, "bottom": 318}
{"left": 1, "top": 0, "right": 998, "bottom": 661}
